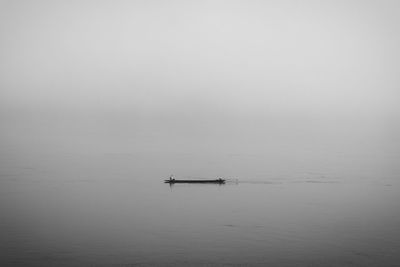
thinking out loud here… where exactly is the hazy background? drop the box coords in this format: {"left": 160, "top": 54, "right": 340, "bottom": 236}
{"left": 1, "top": 0, "right": 400, "bottom": 266}
{"left": 1, "top": 0, "right": 399, "bottom": 168}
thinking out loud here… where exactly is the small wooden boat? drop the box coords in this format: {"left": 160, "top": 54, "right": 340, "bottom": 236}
{"left": 164, "top": 178, "right": 225, "bottom": 184}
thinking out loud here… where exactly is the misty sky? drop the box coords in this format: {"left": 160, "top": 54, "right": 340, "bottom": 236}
{"left": 1, "top": 0, "right": 399, "bottom": 115}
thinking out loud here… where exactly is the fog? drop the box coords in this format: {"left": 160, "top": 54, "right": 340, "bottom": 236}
{"left": 1, "top": 0, "right": 399, "bottom": 154}
{"left": 1, "top": 0, "right": 400, "bottom": 113}
{"left": 1, "top": 1, "right": 400, "bottom": 266}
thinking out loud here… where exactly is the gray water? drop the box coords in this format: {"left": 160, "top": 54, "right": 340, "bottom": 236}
{"left": 1, "top": 114, "right": 400, "bottom": 267}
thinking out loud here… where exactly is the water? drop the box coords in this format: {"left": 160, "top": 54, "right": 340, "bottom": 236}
{"left": 1, "top": 116, "right": 400, "bottom": 266}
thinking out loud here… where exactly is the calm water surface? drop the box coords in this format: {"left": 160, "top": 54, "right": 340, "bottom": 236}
{"left": 1, "top": 118, "right": 400, "bottom": 267}
{"left": 1, "top": 146, "right": 399, "bottom": 267}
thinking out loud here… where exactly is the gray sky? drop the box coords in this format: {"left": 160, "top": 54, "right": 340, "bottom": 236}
{"left": 0, "top": 0, "right": 399, "bottom": 120}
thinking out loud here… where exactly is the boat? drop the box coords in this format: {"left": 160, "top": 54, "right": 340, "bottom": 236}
{"left": 164, "top": 178, "right": 225, "bottom": 184}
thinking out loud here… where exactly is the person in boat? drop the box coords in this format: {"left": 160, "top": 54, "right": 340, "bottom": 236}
{"left": 169, "top": 175, "right": 175, "bottom": 182}
{"left": 218, "top": 178, "right": 223, "bottom": 182}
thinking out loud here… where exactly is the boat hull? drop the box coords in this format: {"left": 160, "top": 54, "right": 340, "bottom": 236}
{"left": 164, "top": 179, "right": 225, "bottom": 184}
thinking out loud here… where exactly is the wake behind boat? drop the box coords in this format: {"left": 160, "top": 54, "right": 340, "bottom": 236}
{"left": 164, "top": 176, "right": 225, "bottom": 184}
